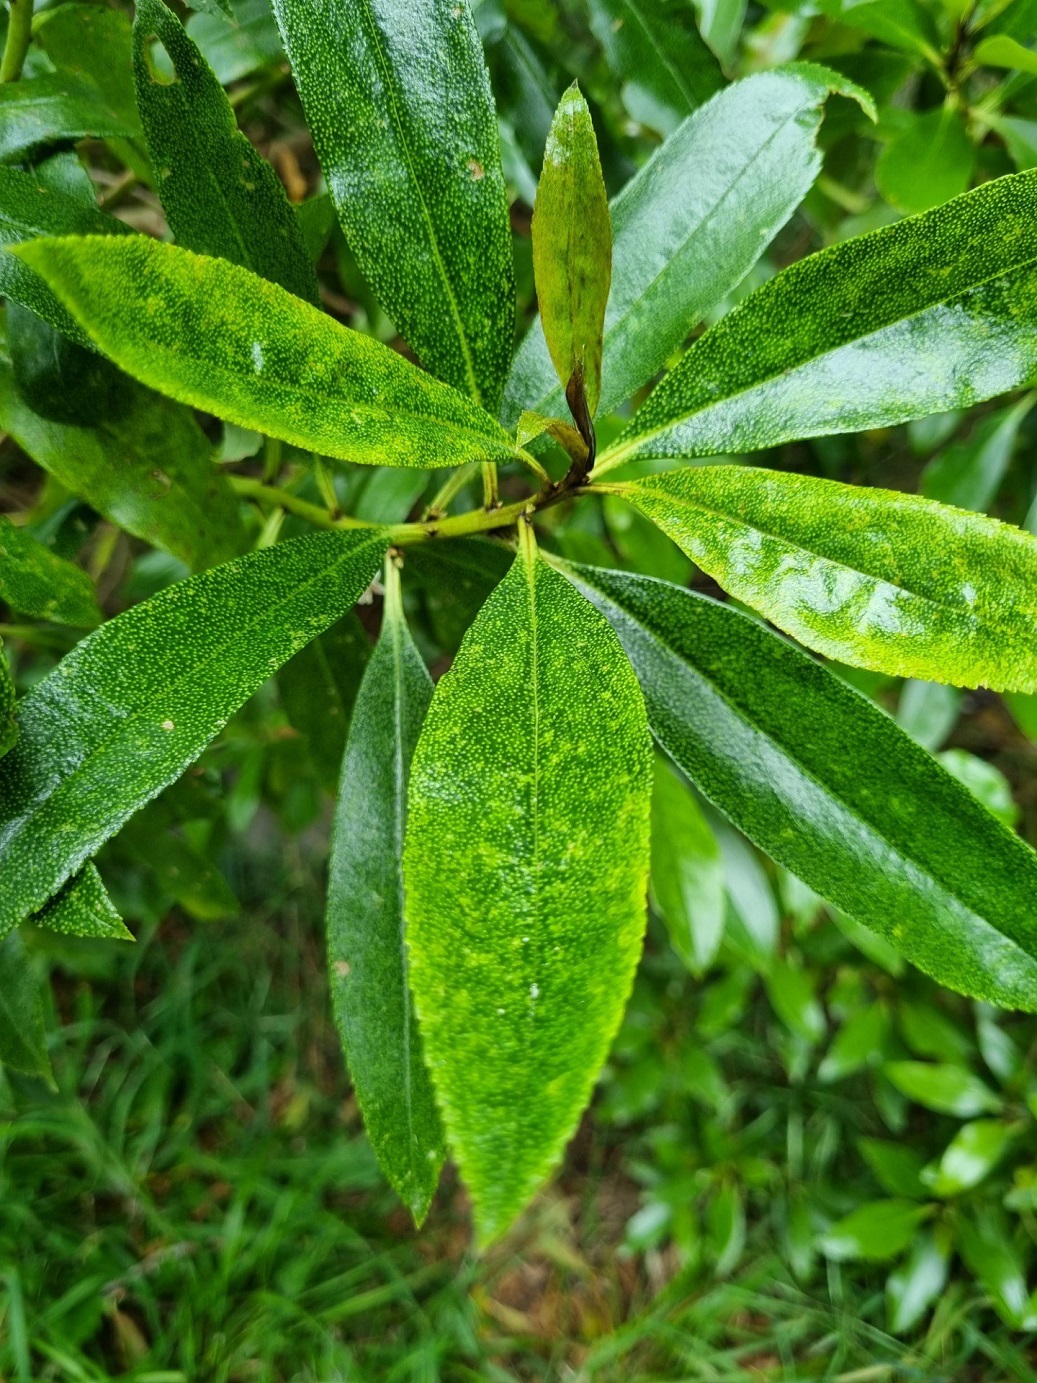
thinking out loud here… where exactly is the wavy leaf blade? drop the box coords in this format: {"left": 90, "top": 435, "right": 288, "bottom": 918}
{"left": 273, "top": 0, "right": 515, "bottom": 411}
{"left": 610, "top": 170, "right": 1037, "bottom": 465}
{"left": 563, "top": 563, "right": 1037, "bottom": 1012}
{"left": 327, "top": 564, "right": 443, "bottom": 1223}
{"left": 624, "top": 466, "right": 1037, "bottom": 691}
{"left": 0, "top": 530, "right": 387, "bottom": 939}
{"left": 133, "top": 0, "right": 319, "bottom": 305}
{"left": 505, "top": 65, "right": 872, "bottom": 426}
{"left": 15, "top": 236, "right": 520, "bottom": 471}
{"left": 405, "top": 531, "right": 652, "bottom": 1243}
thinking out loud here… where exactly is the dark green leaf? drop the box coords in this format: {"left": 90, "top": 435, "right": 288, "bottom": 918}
{"left": 0, "top": 513, "right": 100, "bottom": 626}
{"left": 586, "top": 0, "right": 724, "bottom": 135}
{"left": 859, "top": 1138, "right": 929, "bottom": 1200}
{"left": 532, "top": 84, "right": 611, "bottom": 424}
{"left": 621, "top": 465, "right": 1037, "bottom": 690}
{"left": 0, "top": 929, "right": 51, "bottom": 1080}
{"left": 279, "top": 614, "right": 371, "bottom": 792}
{"left": 0, "top": 74, "right": 139, "bottom": 163}
{"left": 505, "top": 65, "right": 874, "bottom": 426}
{"left": 185, "top": 0, "right": 284, "bottom": 85}
{"left": 560, "top": 563, "right": 1037, "bottom": 1011}
{"left": 650, "top": 755, "right": 724, "bottom": 975}
{"left": 133, "top": 0, "right": 319, "bottom": 305}
{"left": 604, "top": 171, "right": 1037, "bottom": 468}
{"left": 34, "top": 3, "right": 140, "bottom": 134}
{"left": 405, "top": 526, "right": 652, "bottom": 1243}
{"left": 921, "top": 395, "right": 1035, "bottom": 512}
{"left": 0, "top": 640, "right": 15, "bottom": 760}
{"left": 33, "top": 863, "right": 133, "bottom": 941}
{"left": 328, "top": 561, "right": 443, "bottom": 1222}
{"left": 16, "top": 236, "right": 523, "bottom": 471}
{"left": 0, "top": 529, "right": 386, "bottom": 938}
{"left": 817, "top": 1003, "right": 889, "bottom": 1083}
{"left": 273, "top": 0, "right": 515, "bottom": 412}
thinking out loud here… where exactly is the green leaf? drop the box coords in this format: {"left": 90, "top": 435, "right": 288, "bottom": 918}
{"left": 405, "top": 526, "right": 652, "bottom": 1243}
{"left": 0, "top": 355, "right": 247, "bottom": 572}
{"left": 327, "top": 561, "right": 443, "bottom": 1223}
{"left": 957, "top": 1213, "right": 1036, "bottom": 1327}
{"left": 279, "top": 614, "right": 371, "bottom": 792}
{"left": 921, "top": 395, "right": 1035, "bottom": 513}
{"left": 938, "top": 749, "right": 1019, "bottom": 830}
{"left": 922, "top": 1119, "right": 1015, "bottom": 1196}
{"left": 559, "top": 563, "right": 1037, "bottom": 1011}
{"left": 817, "top": 1200, "right": 932, "bottom": 1263}
{"left": 650, "top": 755, "right": 724, "bottom": 976}
{"left": 34, "top": 2, "right": 141, "bottom": 135}
{"left": 765, "top": 958, "right": 825, "bottom": 1044}
{"left": 604, "top": 171, "right": 1037, "bottom": 468}
{"left": 0, "top": 513, "right": 100, "bottom": 627}
{"left": 974, "top": 33, "right": 1037, "bottom": 75}
{"left": 133, "top": 0, "right": 319, "bottom": 306}
{"left": 620, "top": 465, "right": 1037, "bottom": 691}
{"left": 859, "top": 1138, "right": 929, "bottom": 1200}
{"left": 886, "top": 1231, "right": 950, "bottom": 1335}
{"left": 0, "top": 163, "right": 133, "bottom": 346}
{"left": 586, "top": 0, "right": 724, "bottom": 136}
{"left": 184, "top": 0, "right": 284, "bottom": 85}
{"left": 532, "top": 84, "right": 611, "bottom": 426}
{"left": 0, "top": 640, "right": 15, "bottom": 760}
{"left": 0, "top": 529, "right": 386, "bottom": 939}
{"left": 272, "top": 0, "right": 515, "bottom": 412}
{"left": 15, "top": 236, "right": 522, "bottom": 472}
{"left": 0, "top": 929, "right": 51, "bottom": 1080}
{"left": 33, "top": 863, "right": 133, "bottom": 941}
{"left": 818, "top": 1003, "right": 889, "bottom": 1083}
{"left": 0, "top": 74, "right": 139, "bottom": 163}
{"left": 504, "top": 65, "right": 874, "bottom": 427}
{"left": 897, "top": 680, "right": 960, "bottom": 752}
{"left": 884, "top": 1061, "right": 1002, "bottom": 1117}
{"left": 875, "top": 106, "right": 975, "bottom": 215}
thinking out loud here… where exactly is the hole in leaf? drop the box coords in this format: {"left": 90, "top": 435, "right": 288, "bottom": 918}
{"left": 142, "top": 34, "right": 177, "bottom": 85}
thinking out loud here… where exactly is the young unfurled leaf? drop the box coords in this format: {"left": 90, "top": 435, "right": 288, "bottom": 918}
{"left": 0, "top": 514, "right": 100, "bottom": 627}
{"left": 279, "top": 614, "right": 371, "bottom": 792}
{"left": 133, "top": 0, "right": 319, "bottom": 306}
{"left": 603, "top": 170, "right": 1037, "bottom": 469}
{"left": 532, "top": 84, "right": 611, "bottom": 430}
{"left": 561, "top": 563, "right": 1037, "bottom": 1011}
{"left": 620, "top": 465, "right": 1037, "bottom": 691}
{"left": 0, "top": 929, "right": 51, "bottom": 1081}
{"left": 33, "top": 863, "right": 133, "bottom": 942}
{"left": 327, "top": 561, "right": 443, "bottom": 1223}
{"left": 0, "top": 530, "right": 386, "bottom": 940}
{"left": 505, "top": 65, "right": 874, "bottom": 427}
{"left": 273, "top": 0, "right": 515, "bottom": 412}
{"left": 586, "top": 0, "right": 724, "bottom": 135}
{"left": 650, "top": 755, "right": 724, "bottom": 976}
{"left": 15, "top": 236, "right": 522, "bottom": 471}
{"left": 515, "top": 410, "right": 589, "bottom": 465}
{"left": 0, "top": 641, "right": 15, "bottom": 760}
{"left": 405, "top": 526, "right": 652, "bottom": 1243}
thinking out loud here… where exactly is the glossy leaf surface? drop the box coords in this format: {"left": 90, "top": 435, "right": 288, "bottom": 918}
{"left": 327, "top": 564, "right": 443, "bottom": 1222}
{"left": 133, "top": 0, "right": 319, "bottom": 305}
{"left": 273, "top": 0, "right": 515, "bottom": 412}
{"left": 608, "top": 170, "right": 1037, "bottom": 467}
{"left": 34, "top": 863, "right": 133, "bottom": 941}
{"left": 0, "top": 74, "right": 139, "bottom": 162}
{"left": 34, "top": 3, "right": 140, "bottom": 134}
{"left": 0, "top": 930, "right": 51, "bottom": 1080}
{"left": 562, "top": 563, "right": 1037, "bottom": 1010}
{"left": 650, "top": 755, "right": 724, "bottom": 975}
{"left": 623, "top": 466, "right": 1037, "bottom": 690}
{"left": 0, "top": 530, "right": 386, "bottom": 939}
{"left": 405, "top": 530, "right": 652, "bottom": 1243}
{"left": 505, "top": 65, "right": 873, "bottom": 426}
{"left": 0, "top": 514, "right": 100, "bottom": 627}
{"left": 532, "top": 84, "right": 611, "bottom": 420}
{"left": 16, "top": 236, "right": 521, "bottom": 471}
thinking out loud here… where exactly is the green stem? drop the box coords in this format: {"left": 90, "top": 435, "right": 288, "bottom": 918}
{"left": 0, "top": 0, "right": 34, "bottom": 83}
{"left": 481, "top": 461, "right": 499, "bottom": 510}
{"left": 423, "top": 461, "right": 479, "bottom": 519}
{"left": 230, "top": 476, "right": 373, "bottom": 530}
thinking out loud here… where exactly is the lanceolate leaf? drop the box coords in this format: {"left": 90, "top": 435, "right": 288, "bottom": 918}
{"left": 0, "top": 530, "right": 386, "bottom": 939}
{"left": 133, "top": 0, "right": 319, "bottom": 305}
{"left": 532, "top": 84, "right": 611, "bottom": 424}
{"left": 33, "top": 863, "right": 133, "bottom": 941}
{"left": 0, "top": 356, "right": 247, "bottom": 572}
{"left": 504, "top": 65, "right": 874, "bottom": 427}
{"left": 561, "top": 563, "right": 1037, "bottom": 1012}
{"left": 273, "top": 0, "right": 515, "bottom": 412}
{"left": 34, "top": 3, "right": 140, "bottom": 135}
{"left": 15, "top": 236, "right": 522, "bottom": 471}
{"left": 621, "top": 466, "right": 1037, "bottom": 691}
{"left": 0, "top": 641, "right": 15, "bottom": 760}
{"left": 405, "top": 526, "right": 652, "bottom": 1243}
{"left": 279, "top": 613, "right": 371, "bottom": 792}
{"left": 586, "top": 0, "right": 724, "bottom": 135}
{"left": 0, "top": 514, "right": 100, "bottom": 627}
{"left": 650, "top": 755, "right": 725, "bottom": 976}
{"left": 603, "top": 170, "right": 1037, "bottom": 468}
{"left": 327, "top": 561, "right": 443, "bottom": 1223}
{"left": 0, "top": 929, "right": 51, "bottom": 1081}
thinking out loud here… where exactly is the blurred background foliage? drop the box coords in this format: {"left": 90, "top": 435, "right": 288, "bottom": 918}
{"left": 5, "top": 0, "right": 1037, "bottom": 1377}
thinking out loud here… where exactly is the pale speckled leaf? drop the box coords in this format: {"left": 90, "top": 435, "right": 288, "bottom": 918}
{"left": 273, "top": 0, "right": 515, "bottom": 412}
{"left": 0, "top": 514, "right": 100, "bottom": 627}
{"left": 0, "top": 529, "right": 386, "bottom": 939}
{"left": 504, "top": 65, "right": 874, "bottom": 427}
{"left": 0, "top": 929, "right": 51, "bottom": 1080}
{"left": 33, "top": 863, "right": 133, "bottom": 941}
{"left": 15, "top": 236, "right": 522, "bottom": 471}
{"left": 0, "top": 641, "right": 15, "bottom": 760}
{"left": 621, "top": 465, "right": 1037, "bottom": 691}
{"left": 405, "top": 526, "right": 652, "bottom": 1244}
{"left": 328, "top": 562, "right": 443, "bottom": 1223}
{"left": 603, "top": 170, "right": 1037, "bottom": 469}
{"left": 561, "top": 562, "right": 1037, "bottom": 1012}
